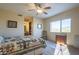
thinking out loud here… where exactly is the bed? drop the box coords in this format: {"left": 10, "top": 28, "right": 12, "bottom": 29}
{"left": 0, "top": 36, "right": 45, "bottom": 55}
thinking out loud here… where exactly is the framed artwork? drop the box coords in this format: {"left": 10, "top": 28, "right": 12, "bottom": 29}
{"left": 8, "top": 20, "right": 17, "bottom": 28}
{"left": 37, "top": 24, "right": 42, "bottom": 29}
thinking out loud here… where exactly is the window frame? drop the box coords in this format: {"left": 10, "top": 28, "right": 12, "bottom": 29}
{"left": 61, "top": 18, "right": 71, "bottom": 33}
{"left": 50, "top": 20, "right": 61, "bottom": 32}
{"left": 50, "top": 18, "right": 71, "bottom": 33}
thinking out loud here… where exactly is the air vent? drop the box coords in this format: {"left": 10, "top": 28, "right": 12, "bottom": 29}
{"left": 18, "top": 14, "right": 22, "bottom": 16}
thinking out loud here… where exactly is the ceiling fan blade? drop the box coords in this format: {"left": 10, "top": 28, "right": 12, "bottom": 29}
{"left": 43, "top": 11, "right": 48, "bottom": 14}
{"left": 44, "top": 7, "right": 51, "bottom": 9}
{"left": 34, "top": 3, "right": 41, "bottom": 8}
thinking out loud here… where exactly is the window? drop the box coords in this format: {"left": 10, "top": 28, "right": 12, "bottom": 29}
{"left": 50, "top": 18, "right": 71, "bottom": 33}
{"left": 50, "top": 20, "right": 60, "bottom": 32}
{"left": 62, "top": 19, "right": 71, "bottom": 32}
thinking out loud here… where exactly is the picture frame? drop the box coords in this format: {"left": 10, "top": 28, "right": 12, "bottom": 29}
{"left": 7, "top": 20, "right": 17, "bottom": 28}
{"left": 37, "top": 24, "right": 42, "bottom": 29}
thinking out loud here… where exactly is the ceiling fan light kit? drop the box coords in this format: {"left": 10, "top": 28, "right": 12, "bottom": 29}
{"left": 37, "top": 9, "right": 43, "bottom": 13}
{"left": 27, "top": 3, "right": 51, "bottom": 15}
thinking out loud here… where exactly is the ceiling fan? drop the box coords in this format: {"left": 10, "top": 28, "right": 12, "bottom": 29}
{"left": 27, "top": 3, "right": 51, "bottom": 15}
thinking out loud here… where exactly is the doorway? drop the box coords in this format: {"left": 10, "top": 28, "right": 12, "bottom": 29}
{"left": 24, "top": 16, "right": 33, "bottom": 36}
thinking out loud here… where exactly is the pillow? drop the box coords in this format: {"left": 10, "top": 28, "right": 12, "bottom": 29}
{"left": 0, "top": 36, "right": 4, "bottom": 43}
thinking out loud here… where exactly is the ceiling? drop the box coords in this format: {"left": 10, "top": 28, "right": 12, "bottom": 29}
{"left": 0, "top": 3, "right": 79, "bottom": 19}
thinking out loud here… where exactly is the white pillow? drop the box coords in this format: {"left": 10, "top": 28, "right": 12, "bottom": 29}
{"left": 0, "top": 36, "right": 4, "bottom": 43}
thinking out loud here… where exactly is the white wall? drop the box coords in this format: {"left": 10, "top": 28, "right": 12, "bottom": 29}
{"left": 44, "top": 7, "right": 79, "bottom": 48}
{"left": 0, "top": 8, "right": 43, "bottom": 39}
{"left": 0, "top": 9, "right": 24, "bottom": 37}
{"left": 32, "top": 18, "right": 43, "bottom": 39}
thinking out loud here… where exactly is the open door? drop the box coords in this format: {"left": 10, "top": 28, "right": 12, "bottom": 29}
{"left": 24, "top": 16, "right": 33, "bottom": 36}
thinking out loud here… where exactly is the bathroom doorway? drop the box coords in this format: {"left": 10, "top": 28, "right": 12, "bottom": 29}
{"left": 24, "top": 16, "right": 33, "bottom": 36}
